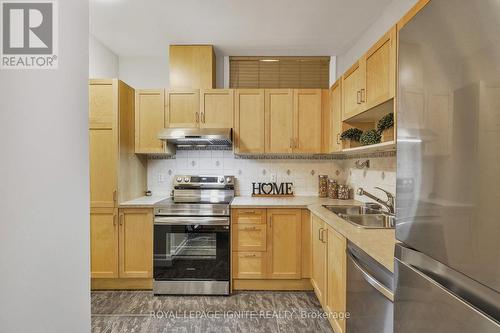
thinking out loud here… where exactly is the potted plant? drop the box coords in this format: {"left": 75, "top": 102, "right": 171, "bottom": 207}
{"left": 377, "top": 113, "right": 394, "bottom": 142}
{"left": 360, "top": 129, "right": 382, "bottom": 146}
{"left": 340, "top": 128, "right": 363, "bottom": 149}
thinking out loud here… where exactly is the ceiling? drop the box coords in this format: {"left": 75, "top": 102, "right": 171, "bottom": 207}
{"left": 90, "top": 0, "right": 393, "bottom": 57}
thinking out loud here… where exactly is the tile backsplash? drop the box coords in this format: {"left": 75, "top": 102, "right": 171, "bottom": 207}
{"left": 147, "top": 150, "right": 397, "bottom": 201}
{"left": 344, "top": 156, "right": 397, "bottom": 203}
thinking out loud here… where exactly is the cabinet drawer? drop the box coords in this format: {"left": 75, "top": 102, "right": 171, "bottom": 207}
{"left": 232, "top": 209, "right": 266, "bottom": 224}
{"left": 232, "top": 252, "right": 267, "bottom": 279}
{"left": 233, "top": 223, "right": 267, "bottom": 252}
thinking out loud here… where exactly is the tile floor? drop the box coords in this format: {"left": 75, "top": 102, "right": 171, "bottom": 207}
{"left": 91, "top": 291, "right": 334, "bottom": 333}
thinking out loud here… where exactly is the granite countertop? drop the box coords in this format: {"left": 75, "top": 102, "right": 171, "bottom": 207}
{"left": 119, "top": 196, "right": 169, "bottom": 208}
{"left": 231, "top": 196, "right": 395, "bottom": 273}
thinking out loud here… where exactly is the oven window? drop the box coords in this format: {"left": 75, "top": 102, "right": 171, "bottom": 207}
{"left": 154, "top": 224, "right": 229, "bottom": 281}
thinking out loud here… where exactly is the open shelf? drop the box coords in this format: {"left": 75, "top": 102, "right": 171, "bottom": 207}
{"left": 342, "top": 140, "right": 396, "bottom": 154}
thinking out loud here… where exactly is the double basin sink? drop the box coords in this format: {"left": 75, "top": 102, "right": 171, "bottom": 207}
{"left": 323, "top": 205, "right": 395, "bottom": 229}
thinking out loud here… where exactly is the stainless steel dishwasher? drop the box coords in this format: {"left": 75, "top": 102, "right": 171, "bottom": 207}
{"left": 347, "top": 241, "right": 394, "bottom": 333}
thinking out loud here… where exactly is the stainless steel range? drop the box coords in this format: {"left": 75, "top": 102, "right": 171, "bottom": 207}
{"left": 153, "top": 175, "right": 234, "bottom": 295}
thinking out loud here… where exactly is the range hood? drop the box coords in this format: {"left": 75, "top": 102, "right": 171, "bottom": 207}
{"left": 158, "top": 128, "right": 233, "bottom": 147}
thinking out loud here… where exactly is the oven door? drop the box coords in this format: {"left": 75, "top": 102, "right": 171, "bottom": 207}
{"left": 153, "top": 216, "right": 230, "bottom": 281}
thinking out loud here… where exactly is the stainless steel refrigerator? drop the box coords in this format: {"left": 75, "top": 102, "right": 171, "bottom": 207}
{"left": 396, "top": 0, "right": 500, "bottom": 331}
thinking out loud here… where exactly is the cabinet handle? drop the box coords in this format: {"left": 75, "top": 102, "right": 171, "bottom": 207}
{"left": 113, "top": 214, "right": 117, "bottom": 226}
{"left": 321, "top": 229, "right": 328, "bottom": 243}
{"left": 243, "top": 254, "right": 257, "bottom": 258}
{"left": 113, "top": 190, "right": 117, "bottom": 205}
{"left": 336, "top": 133, "right": 341, "bottom": 145}
{"left": 318, "top": 228, "right": 323, "bottom": 241}
{"left": 357, "top": 91, "right": 361, "bottom": 104}
{"left": 242, "top": 226, "right": 257, "bottom": 231}
{"left": 361, "top": 89, "right": 366, "bottom": 103}
{"left": 243, "top": 210, "right": 256, "bottom": 214}
{"left": 119, "top": 214, "right": 124, "bottom": 226}
{"left": 195, "top": 112, "right": 199, "bottom": 123}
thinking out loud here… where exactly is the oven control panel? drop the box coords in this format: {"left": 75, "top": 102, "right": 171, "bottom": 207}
{"left": 174, "top": 175, "right": 235, "bottom": 187}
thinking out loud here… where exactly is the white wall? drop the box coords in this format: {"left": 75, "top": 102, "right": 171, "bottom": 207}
{"left": 336, "top": 0, "right": 418, "bottom": 76}
{"left": 0, "top": 1, "right": 90, "bottom": 332}
{"left": 89, "top": 34, "right": 119, "bottom": 78}
{"left": 119, "top": 56, "right": 169, "bottom": 89}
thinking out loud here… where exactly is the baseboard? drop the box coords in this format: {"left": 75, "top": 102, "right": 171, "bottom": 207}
{"left": 232, "top": 278, "right": 313, "bottom": 291}
{"left": 91, "top": 278, "right": 153, "bottom": 290}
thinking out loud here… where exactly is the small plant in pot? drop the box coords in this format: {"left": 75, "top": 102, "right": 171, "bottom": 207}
{"left": 360, "top": 129, "right": 382, "bottom": 146}
{"left": 377, "top": 113, "right": 394, "bottom": 142}
{"left": 340, "top": 128, "right": 363, "bottom": 149}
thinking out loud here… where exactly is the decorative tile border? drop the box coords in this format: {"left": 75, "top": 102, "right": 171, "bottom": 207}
{"left": 147, "top": 149, "right": 396, "bottom": 160}
{"left": 176, "top": 146, "right": 232, "bottom": 151}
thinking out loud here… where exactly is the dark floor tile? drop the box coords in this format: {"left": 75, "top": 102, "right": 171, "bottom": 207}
{"left": 277, "top": 316, "right": 334, "bottom": 333}
{"left": 272, "top": 291, "right": 322, "bottom": 311}
{"left": 91, "top": 315, "right": 152, "bottom": 333}
{"left": 201, "top": 317, "right": 279, "bottom": 333}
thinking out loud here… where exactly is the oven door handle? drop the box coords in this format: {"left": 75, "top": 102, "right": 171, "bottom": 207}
{"left": 154, "top": 216, "right": 230, "bottom": 226}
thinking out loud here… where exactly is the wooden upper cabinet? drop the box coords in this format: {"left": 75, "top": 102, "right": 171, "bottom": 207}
{"left": 311, "top": 214, "right": 327, "bottom": 304}
{"left": 326, "top": 225, "right": 347, "bottom": 333}
{"left": 135, "top": 89, "right": 165, "bottom": 154}
{"left": 267, "top": 209, "right": 302, "bottom": 279}
{"left": 265, "top": 89, "right": 294, "bottom": 153}
{"left": 200, "top": 89, "right": 234, "bottom": 129}
{"left": 89, "top": 80, "right": 118, "bottom": 208}
{"left": 234, "top": 89, "right": 265, "bottom": 154}
{"left": 90, "top": 208, "right": 118, "bottom": 278}
{"left": 364, "top": 26, "right": 397, "bottom": 110}
{"left": 118, "top": 209, "right": 153, "bottom": 278}
{"left": 89, "top": 79, "right": 116, "bottom": 128}
{"left": 165, "top": 89, "right": 200, "bottom": 128}
{"left": 330, "top": 80, "right": 343, "bottom": 153}
{"left": 293, "top": 89, "right": 322, "bottom": 153}
{"left": 169, "top": 45, "right": 215, "bottom": 89}
{"left": 342, "top": 60, "right": 365, "bottom": 121}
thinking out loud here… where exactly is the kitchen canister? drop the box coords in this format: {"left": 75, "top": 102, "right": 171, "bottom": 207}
{"left": 328, "top": 179, "right": 339, "bottom": 199}
{"left": 318, "top": 175, "right": 328, "bottom": 198}
{"left": 338, "top": 185, "right": 350, "bottom": 200}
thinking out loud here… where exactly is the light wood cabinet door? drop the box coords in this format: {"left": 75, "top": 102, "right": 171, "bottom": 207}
{"left": 232, "top": 252, "right": 267, "bottom": 279}
{"left": 364, "top": 26, "right": 397, "bottom": 110}
{"left": 232, "top": 209, "right": 266, "bottom": 224}
{"left": 267, "top": 209, "right": 302, "bottom": 279}
{"left": 118, "top": 209, "right": 153, "bottom": 278}
{"left": 90, "top": 208, "right": 118, "bottom": 278}
{"left": 265, "top": 89, "right": 294, "bottom": 153}
{"left": 165, "top": 90, "right": 200, "bottom": 128}
{"left": 326, "top": 225, "right": 347, "bottom": 333}
{"left": 342, "top": 61, "right": 365, "bottom": 120}
{"left": 330, "top": 80, "right": 343, "bottom": 152}
{"left": 135, "top": 89, "right": 165, "bottom": 154}
{"left": 233, "top": 224, "right": 267, "bottom": 252}
{"left": 200, "top": 89, "right": 234, "bottom": 129}
{"left": 169, "top": 45, "right": 215, "bottom": 89}
{"left": 293, "top": 89, "right": 322, "bottom": 153}
{"left": 89, "top": 79, "right": 116, "bottom": 128}
{"left": 311, "top": 214, "right": 327, "bottom": 304}
{"left": 234, "top": 89, "right": 265, "bottom": 154}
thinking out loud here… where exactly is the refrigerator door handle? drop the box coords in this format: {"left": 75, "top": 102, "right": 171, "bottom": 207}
{"left": 348, "top": 250, "right": 394, "bottom": 302}
{"left": 396, "top": 244, "right": 500, "bottom": 322}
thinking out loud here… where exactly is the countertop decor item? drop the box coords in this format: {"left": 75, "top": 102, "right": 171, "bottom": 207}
{"left": 360, "top": 129, "right": 382, "bottom": 146}
{"left": 338, "top": 185, "right": 350, "bottom": 200}
{"left": 377, "top": 113, "right": 394, "bottom": 142}
{"left": 328, "top": 179, "right": 339, "bottom": 199}
{"left": 318, "top": 175, "right": 328, "bottom": 198}
{"left": 340, "top": 128, "right": 363, "bottom": 149}
{"left": 252, "top": 182, "right": 294, "bottom": 197}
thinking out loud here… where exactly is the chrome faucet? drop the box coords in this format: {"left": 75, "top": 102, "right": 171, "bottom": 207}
{"left": 356, "top": 187, "right": 395, "bottom": 214}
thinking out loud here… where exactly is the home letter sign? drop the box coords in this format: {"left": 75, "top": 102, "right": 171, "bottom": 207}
{"left": 252, "top": 182, "right": 294, "bottom": 197}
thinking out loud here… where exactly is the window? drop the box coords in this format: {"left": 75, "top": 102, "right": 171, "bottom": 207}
{"left": 229, "top": 56, "right": 330, "bottom": 89}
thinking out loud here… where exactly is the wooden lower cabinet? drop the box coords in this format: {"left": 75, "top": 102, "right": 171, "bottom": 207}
{"left": 311, "top": 214, "right": 327, "bottom": 304}
{"left": 326, "top": 225, "right": 347, "bottom": 333}
{"left": 311, "top": 214, "right": 348, "bottom": 333}
{"left": 90, "top": 208, "right": 119, "bottom": 278}
{"left": 231, "top": 208, "right": 310, "bottom": 289}
{"left": 91, "top": 208, "right": 153, "bottom": 289}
